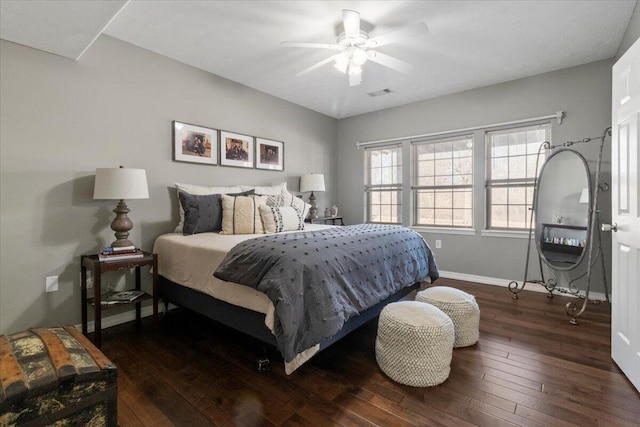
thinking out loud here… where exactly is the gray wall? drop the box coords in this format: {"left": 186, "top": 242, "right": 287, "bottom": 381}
{"left": 336, "top": 59, "right": 613, "bottom": 292}
{"left": 0, "top": 36, "right": 337, "bottom": 334}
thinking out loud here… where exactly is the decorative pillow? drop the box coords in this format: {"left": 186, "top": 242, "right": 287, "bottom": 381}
{"left": 265, "top": 193, "right": 284, "bottom": 208}
{"left": 179, "top": 193, "right": 223, "bottom": 235}
{"left": 259, "top": 205, "right": 304, "bottom": 233}
{"left": 173, "top": 183, "right": 243, "bottom": 232}
{"left": 280, "top": 189, "right": 312, "bottom": 219}
{"left": 220, "top": 195, "right": 269, "bottom": 235}
{"left": 239, "top": 182, "right": 287, "bottom": 196}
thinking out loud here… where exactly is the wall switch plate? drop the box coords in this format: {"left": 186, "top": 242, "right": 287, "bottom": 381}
{"left": 46, "top": 276, "right": 59, "bottom": 292}
{"left": 435, "top": 240, "right": 442, "bottom": 249}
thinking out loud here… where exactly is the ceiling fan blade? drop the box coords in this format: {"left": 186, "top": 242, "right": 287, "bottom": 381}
{"left": 281, "top": 41, "right": 341, "bottom": 50}
{"left": 366, "top": 22, "right": 429, "bottom": 48}
{"left": 342, "top": 9, "right": 360, "bottom": 39}
{"left": 296, "top": 53, "right": 341, "bottom": 76}
{"left": 367, "top": 51, "right": 414, "bottom": 74}
{"left": 349, "top": 72, "right": 362, "bottom": 87}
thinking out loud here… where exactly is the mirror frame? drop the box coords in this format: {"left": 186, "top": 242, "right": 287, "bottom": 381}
{"left": 534, "top": 148, "right": 592, "bottom": 271}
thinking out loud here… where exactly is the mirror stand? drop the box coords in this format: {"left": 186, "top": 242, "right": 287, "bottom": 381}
{"left": 508, "top": 128, "right": 611, "bottom": 325}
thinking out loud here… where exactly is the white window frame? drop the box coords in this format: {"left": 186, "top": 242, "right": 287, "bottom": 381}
{"left": 485, "top": 123, "right": 550, "bottom": 231}
{"left": 364, "top": 144, "right": 402, "bottom": 224}
{"left": 412, "top": 135, "right": 474, "bottom": 228}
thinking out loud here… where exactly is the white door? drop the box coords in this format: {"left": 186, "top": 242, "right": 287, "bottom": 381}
{"left": 611, "top": 37, "right": 640, "bottom": 393}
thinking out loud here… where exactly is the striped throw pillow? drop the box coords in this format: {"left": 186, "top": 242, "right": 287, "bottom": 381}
{"left": 220, "top": 195, "right": 269, "bottom": 234}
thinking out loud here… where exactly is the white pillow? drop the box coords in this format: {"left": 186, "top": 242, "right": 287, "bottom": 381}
{"left": 259, "top": 205, "right": 304, "bottom": 233}
{"left": 174, "top": 183, "right": 243, "bottom": 232}
{"left": 280, "top": 189, "right": 312, "bottom": 219}
{"left": 176, "top": 182, "right": 243, "bottom": 195}
{"left": 239, "top": 182, "right": 287, "bottom": 196}
{"left": 220, "top": 195, "right": 269, "bottom": 235}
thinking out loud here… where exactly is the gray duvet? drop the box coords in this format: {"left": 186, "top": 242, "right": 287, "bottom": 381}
{"left": 214, "top": 224, "right": 438, "bottom": 363}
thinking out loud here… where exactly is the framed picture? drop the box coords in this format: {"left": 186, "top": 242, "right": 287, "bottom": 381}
{"left": 256, "top": 137, "right": 284, "bottom": 171}
{"left": 220, "top": 131, "right": 254, "bottom": 168}
{"left": 173, "top": 121, "right": 218, "bottom": 165}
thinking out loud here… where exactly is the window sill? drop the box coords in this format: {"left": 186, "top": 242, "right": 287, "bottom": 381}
{"left": 481, "top": 229, "right": 531, "bottom": 239}
{"left": 410, "top": 226, "right": 477, "bottom": 236}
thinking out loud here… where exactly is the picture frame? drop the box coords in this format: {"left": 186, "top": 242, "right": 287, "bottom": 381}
{"left": 220, "top": 131, "right": 254, "bottom": 168}
{"left": 256, "top": 137, "right": 284, "bottom": 171}
{"left": 173, "top": 121, "right": 218, "bottom": 165}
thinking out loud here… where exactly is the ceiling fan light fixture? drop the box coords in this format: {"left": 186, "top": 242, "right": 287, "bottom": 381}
{"left": 352, "top": 48, "right": 368, "bottom": 66}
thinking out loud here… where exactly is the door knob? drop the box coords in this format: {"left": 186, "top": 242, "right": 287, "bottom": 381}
{"left": 601, "top": 223, "right": 618, "bottom": 232}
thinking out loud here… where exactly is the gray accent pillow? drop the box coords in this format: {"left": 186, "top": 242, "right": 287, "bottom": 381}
{"left": 179, "top": 190, "right": 254, "bottom": 235}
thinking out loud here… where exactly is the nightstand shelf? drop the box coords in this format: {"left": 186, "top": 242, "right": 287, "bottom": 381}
{"left": 81, "top": 251, "right": 158, "bottom": 348}
{"left": 87, "top": 290, "right": 153, "bottom": 309}
{"left": 307, "top": 216, "right": 344, "bottom": 225}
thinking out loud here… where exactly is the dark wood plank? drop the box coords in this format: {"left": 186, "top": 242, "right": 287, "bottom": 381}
{"left": 95, "top": 278, "right": 639, "bottom": 427}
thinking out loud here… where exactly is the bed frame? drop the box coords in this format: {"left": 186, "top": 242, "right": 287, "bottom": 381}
{"left": 158, "top": 276, "right": 420, "bottom": 361}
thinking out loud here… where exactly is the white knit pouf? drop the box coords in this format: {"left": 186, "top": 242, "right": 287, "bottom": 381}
{"left": 375, "top": 301, "right": 454, "bottom": 387}
{"left": 416, "top": 286, "right": 480, "bottom": 348}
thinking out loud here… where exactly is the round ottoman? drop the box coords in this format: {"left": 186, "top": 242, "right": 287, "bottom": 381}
{"left": 416, "top": 286, "right": 480, "bottom": 347}
{"left": 375, "top": 301, "right": 454, "bottom": 387}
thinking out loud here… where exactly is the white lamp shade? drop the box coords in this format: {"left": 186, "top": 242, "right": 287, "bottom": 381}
{"left": 579, "top": 187, "right": 589, "bottom": 204}
{"left": 300, "top": 173, "right": 325, "bottom": 193}
{"left": 93, "top": 168, "right": 149, "bottom": 200}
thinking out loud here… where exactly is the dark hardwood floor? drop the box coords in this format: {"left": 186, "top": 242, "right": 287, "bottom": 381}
{"left": 99, "top": 278, "right": 640, "bottom": 426}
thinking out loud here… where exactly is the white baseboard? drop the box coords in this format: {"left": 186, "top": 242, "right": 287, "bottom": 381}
{"left": 438, "top": 270, "right": 610, "bottom": 302}
{"left": 77, "top": 305, "right": 158, "bottom": 334}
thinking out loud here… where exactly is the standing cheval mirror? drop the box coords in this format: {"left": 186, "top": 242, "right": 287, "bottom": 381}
{"left": 509, "top": 127, "right": 611, "bottom": 325}
{"left": 534, "top": 149, "right": 591, "bottom": 270}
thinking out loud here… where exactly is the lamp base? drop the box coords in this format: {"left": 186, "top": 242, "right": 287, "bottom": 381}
{"left": 110, "top": 200, "right": 135, "bottom": 248}
{"left": 308, "top": 191, "right": 318, "bottom": 220}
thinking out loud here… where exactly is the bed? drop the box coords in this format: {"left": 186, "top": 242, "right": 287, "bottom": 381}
{"left": 153, "top": 222, "right": 438, "bottom": 374}
{"left": 156, "top": 180, "right": 439, "bottom": 372}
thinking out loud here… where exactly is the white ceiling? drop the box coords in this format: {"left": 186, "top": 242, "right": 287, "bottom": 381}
{"left": 1, "top": 1, "right": 636, "bottom": 119}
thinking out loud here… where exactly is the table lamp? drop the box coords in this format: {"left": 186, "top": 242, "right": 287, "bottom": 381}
{"left": 93, "top": 166, "right": 149, "bottom": 248}
{"left": 299, "top": 173, "right": 325, "bottom": 220}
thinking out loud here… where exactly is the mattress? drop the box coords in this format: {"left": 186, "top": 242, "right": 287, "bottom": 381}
{"left": 152, "top": 224, "right": 334, "bottom": 332}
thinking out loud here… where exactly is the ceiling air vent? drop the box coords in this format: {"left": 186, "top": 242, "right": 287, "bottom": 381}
{"left": 367, "top": 89, "right": 393, "bottom": 97}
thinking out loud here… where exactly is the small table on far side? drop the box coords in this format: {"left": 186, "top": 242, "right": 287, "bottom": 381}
{"left": 81, "top": 252, "right": 158, "bottom": 348}
{"left": 307, "top": 216, "right": 344, "bottom": 225}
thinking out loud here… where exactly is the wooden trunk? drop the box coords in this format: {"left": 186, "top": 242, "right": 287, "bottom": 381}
{"left": 0, "top": 326, "right": 117, "bottom": 426}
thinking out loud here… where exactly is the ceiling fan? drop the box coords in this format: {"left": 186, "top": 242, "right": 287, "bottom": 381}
{"left": 281, "top": 9, "right": 428, "bottom": 87}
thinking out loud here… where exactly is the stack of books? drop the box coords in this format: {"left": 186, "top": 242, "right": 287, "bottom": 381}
{"left": 98, "top": 245, "right": 144, "bottom": 262}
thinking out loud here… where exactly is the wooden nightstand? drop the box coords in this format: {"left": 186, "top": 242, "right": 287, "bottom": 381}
{"left": 307, "top": 216, "right": 344, "bottom": 225}
{"left": 81, "top": 251, "right": 158, "bottom": 348}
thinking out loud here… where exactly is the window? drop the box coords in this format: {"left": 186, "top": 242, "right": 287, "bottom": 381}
{"left": 413, "top": 136, "right": 473, "bottom": 227}
{"left": 486, "top": 124, "right": 549, "bottom": 229}
{"left": 365, "top": 145, "right": 402, "bottom": 224}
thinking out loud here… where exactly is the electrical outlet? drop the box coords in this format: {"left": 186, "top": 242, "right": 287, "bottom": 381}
{"left": 45, "top": 276, "right": 59, "bottom": 292}
{"left": 435, "top": 240, "right": 442, "bottom": 249}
